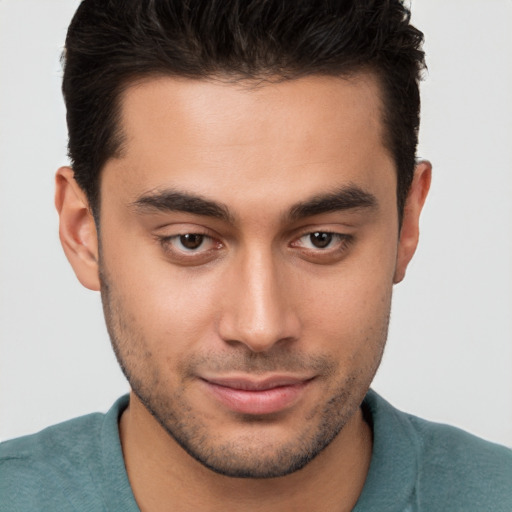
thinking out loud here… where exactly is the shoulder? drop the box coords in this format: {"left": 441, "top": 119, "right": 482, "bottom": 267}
{"left": 407, "top": 412, "right": 512, "bottom": 509}
{"left": 407, "top": 409, "right": 512, "bottom": 467}
{"left": 0, "top": 413, "right": 105, "bottom": 511}
{"left": 0, "top": 410, "right": 105, "bottom": 462}
{"left": 0, "top": 396, "right": 130, "bottom": 511}
{"left": 364, "top": 390, "right": 512, "bottom": 511}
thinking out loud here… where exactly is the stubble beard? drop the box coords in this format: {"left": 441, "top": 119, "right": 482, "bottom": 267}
{"left": 99, "top": 268, "right": 388, "bottom": 479}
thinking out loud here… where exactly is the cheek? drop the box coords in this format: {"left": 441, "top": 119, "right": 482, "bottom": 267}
{"left": 303, "top": 276, "right": 392, "bottom": 340}
{"left": 100, "top": 234, "right": 223, "bottom": 355}
{"left": 294, "top": 241, "right": 396, "bottom": 361}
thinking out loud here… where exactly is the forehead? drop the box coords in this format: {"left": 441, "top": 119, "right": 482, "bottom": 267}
{"left": 103, "top": 73, "right": 395, "bottom": 212}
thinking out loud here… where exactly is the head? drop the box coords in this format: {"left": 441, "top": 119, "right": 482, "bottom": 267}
{"left": 56, "top": 0, "right": 430, "bottom": 479}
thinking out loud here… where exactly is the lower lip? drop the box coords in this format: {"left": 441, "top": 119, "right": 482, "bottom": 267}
{"left": 202, "top": 380, "right": 310, "bottom": 415}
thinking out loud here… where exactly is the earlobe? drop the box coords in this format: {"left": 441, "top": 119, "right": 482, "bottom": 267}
{"left": 393, "top": 160, "right": 432, "bottom": 284}
{"left": 55, "top": 167, "right": 101, "bottom": 291}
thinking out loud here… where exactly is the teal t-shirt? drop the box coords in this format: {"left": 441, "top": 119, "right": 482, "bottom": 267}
{"left": 1, "top": 390, "right": 511, "bottom": 511}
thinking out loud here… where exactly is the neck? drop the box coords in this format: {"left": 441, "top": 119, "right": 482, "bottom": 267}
{"left": 120, "top": 392, "right": 372, "bottom": 512}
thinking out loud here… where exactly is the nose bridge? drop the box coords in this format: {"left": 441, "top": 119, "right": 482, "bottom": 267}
{"left": 219, "top": 244, "right": 299, "bottom": 352}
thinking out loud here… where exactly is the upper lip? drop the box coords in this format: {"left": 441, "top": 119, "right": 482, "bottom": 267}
{"left": 201, "top": 375, "right": 314, "bottom": 391}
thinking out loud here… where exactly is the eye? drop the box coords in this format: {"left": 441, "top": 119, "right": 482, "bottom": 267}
{"left": 156, "top": 230, "right": 224, "bottom": 265}
{"left": 290, "top": 230, "right": 353, "bottom": 263}
{"left": 175, "top": 233, "right": 208, "bottom": 251}
{"left": 163, "top": 233, "right": 218, "bottom": 253}
{"left": 295, "top": 232, "right": 347, "bottom": 250}
{"left": 304, "top": 232, "right": 334, "bottom": 249}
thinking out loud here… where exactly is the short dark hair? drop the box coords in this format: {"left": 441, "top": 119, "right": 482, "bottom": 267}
{"left": 62, "top": 0, "right": 425, "bottom": 220}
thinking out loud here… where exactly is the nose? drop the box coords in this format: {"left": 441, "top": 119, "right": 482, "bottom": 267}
{"left": 218, "top": 249, "right": 301, "bottom": 353}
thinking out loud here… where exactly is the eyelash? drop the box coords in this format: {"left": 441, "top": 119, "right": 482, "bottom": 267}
{"left": 157, "top": 232, "right": 222, "bottom": 263}
{"left": 156, "top": 230, "right": 353, "bottom": 264}
{"left": 292, "top": 231, "right": 352, "bottom": 251}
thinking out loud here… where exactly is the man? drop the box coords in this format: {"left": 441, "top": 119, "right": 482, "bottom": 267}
{"left": 1, "top": 0, "right": 511, "bottom": 510}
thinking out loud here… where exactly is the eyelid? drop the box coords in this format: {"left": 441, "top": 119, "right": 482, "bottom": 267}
{"left": 288, "top": 228, "right": 354, "bottom": 264}
{"left": 295, "top": 231, "right": 347, "bottom": 244}
{"left": 167, "top": 233, "right": 216, "bottom": 251}
{"left": 291, "top": 231, "right": 350, "bottom": 248}
{"left": 153, "top": 221, "right": 216, "bottom": 234}
{"left": 289, "top": 223, "right": 353, "bottom": 242}
{"left": 153, "top": 223, "right": 225, "bottom": 244}
{"left": 152, "top": 224, "right": 226, "bottom": 266}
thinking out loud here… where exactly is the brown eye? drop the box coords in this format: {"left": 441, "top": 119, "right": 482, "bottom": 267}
{"left": 179, "top": 234, "right": 205, "bottom": 250}
{"left": 309, "top": 232, "right": 333, "bottom": 248}
{"left": 158, "top": 231, "right": 223, "bottom": 265}
{"left": 292, "top": 231, "right": 352, "bottom": 256}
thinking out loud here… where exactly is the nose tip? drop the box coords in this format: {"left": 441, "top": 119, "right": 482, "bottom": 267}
{"left": 222, "top": 319, "right": 299, "bottom": 353}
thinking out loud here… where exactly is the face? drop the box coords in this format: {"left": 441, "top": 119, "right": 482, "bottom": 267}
{"left": 58, "top": 74, "right": 428, "bottom": 478}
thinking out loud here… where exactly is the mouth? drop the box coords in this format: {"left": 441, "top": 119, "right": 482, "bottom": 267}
{"left": 199, "top": 375, "right": 315, "bottom": 415}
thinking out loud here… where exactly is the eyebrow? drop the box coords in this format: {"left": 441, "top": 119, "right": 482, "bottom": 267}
{"left": 130, "top": 184, "right": 377, "bottom": 223}
{"left": 131, "top": 189, "right": 233, "bottom": 222}
{"left": 288, "top": 185, "right": 378, "bottom": 220}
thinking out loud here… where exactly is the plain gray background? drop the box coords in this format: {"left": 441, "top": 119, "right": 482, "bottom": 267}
{"left": 1, "top": 0, "right": 511, "bottom": 445}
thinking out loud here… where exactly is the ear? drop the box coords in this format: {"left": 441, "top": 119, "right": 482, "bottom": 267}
{"left": 393, "top": 160, "right": 432, "bottom": 284}
{"left": 55, "top": 167, "right": 100, "bottom": 291}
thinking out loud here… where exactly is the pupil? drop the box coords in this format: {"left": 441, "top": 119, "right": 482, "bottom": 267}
{"left": 180, "top": 234, "right": 203, "bottom": 250}
{"left": 311, "top": 232, "right": 332, "bottom": 248}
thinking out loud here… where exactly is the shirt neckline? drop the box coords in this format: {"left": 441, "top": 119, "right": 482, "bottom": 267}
{"left": 99, "top": 390, "right": 419, "bottom": 512}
